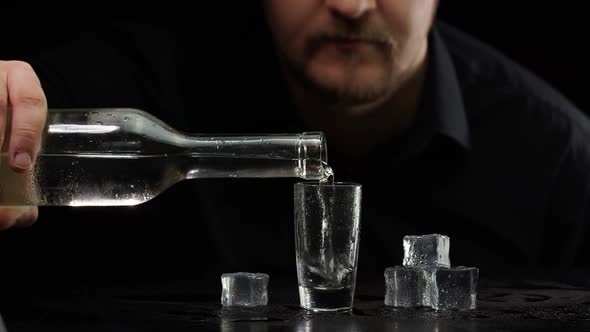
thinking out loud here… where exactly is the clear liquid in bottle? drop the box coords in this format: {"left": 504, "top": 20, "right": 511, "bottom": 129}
{"left": 0, "top": 108, "right": 330, "bottom": 207}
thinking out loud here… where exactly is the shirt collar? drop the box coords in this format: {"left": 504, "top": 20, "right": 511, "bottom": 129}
{"left": 414, "top": 22, "right": 472, "bottom": 152}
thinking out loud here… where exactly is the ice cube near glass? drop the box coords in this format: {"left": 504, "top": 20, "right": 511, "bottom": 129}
{"left": 429, "top": 266, "right": 478, "bottom": 310}
{"left": 403, "top": 234, "right": 450, "bottom": 268}
{"left": 384, "top": 266, "right": 433, "bottom": 308}
{"left": 220, "top": 272, "right": 269, "bottom": 307}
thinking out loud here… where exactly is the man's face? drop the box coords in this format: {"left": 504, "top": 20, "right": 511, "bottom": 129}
{"left": 264, "top": 0, "right": 438, "bottom": 108}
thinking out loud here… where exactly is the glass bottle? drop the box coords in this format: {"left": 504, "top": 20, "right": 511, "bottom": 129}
{"left": 0, "top": 108, "right": 331, "bottom": 206}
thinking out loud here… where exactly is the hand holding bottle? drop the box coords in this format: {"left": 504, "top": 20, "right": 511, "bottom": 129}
{"left": 0, "top": 60, "right": 48, "bottom": 229}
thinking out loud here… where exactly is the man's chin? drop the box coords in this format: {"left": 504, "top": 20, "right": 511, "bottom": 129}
{"left": 306, "top": 75, "right": 390, "bottom": 107}
{"left": 302, "top": 60, "right": 390, "bottom": 102}
{"left": 282, "top": 57, "right": 392, "bottom": 109}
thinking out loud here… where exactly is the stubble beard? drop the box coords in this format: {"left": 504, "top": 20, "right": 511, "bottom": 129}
{"left": 281, "top": 48, "right": 397, "bottom": 110}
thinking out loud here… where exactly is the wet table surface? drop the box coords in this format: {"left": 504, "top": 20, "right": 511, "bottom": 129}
{"left": 0, "top": 272, "right": 589, "bottom": 332}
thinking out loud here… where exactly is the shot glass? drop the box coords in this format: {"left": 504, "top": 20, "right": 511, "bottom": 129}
{"left": 294, "top": 181, "right": 362, "bottom": 311}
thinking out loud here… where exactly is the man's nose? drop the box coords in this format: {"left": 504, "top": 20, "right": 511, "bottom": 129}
{"left": 325, "top": 0, "right": 377, "bottom": 19}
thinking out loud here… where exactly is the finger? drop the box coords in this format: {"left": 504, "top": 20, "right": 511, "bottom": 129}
{"left": 14, "top": 206, "right": 38, "bottom": 228}
{"left": 0, "top": 66, "right": 7, "bottom": 153}
{"left": 0, "top": 208, "right": 18, "bottom": 230}
{"left": 0, "top": 206, "right": 38, "bottom": 230}
{"left": 5, "top": 61, "right": 47, "bottom": 172}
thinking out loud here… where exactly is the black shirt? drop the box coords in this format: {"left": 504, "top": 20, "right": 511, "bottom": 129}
{"left": 1, "top": 19, "right": 588, "bottom": 285}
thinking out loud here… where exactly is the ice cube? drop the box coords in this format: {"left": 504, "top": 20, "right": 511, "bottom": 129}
{"left": 335, "top": 253, "right": 354, "bottom": 285}
{"left": 302, "top": 253, "right": 354, "bottom": 288}
{"left": 384, "top": 266, "right": 433, "bottom": 308}
{"left": 220, "top": 272, "right": 269, "bottom": 307}
{"left": 429, "top": 266, "right": 478, "bottom": 310}
{"left": 403, "top": 234, "right": 450, "bottom": 268}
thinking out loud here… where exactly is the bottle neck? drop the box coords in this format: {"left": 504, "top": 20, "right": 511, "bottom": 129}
{"left": 180, "top": 132, "right": 329, "bottom": 180}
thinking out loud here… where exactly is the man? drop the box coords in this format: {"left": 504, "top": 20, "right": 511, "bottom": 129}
{"left": 0, "top": 1, "right": 587, "bottom": 282}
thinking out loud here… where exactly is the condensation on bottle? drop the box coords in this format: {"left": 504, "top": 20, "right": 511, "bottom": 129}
{"left": 0, "top": 108, "right": 332, "bottom": 206}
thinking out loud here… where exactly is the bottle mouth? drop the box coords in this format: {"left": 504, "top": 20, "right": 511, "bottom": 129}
{"left": 298, "top": 132, "right": 329, "bottom": 180}
{"left": 300, "top": 132, "right": 328, "bottom": 163}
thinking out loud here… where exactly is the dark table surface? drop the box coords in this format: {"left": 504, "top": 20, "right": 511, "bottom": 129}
{"left": 0, "top": 270, "right": 589, "bottom": 332}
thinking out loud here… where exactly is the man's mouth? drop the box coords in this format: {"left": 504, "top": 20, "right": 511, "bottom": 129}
{"left": 305, "top": 32, "right": 391, "bottom": 60}
{"left": 326, "top": 36, "right": 371, "bottom": 47}
{"left": 314, "top": 35, "right": 390, "bottom": 51}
